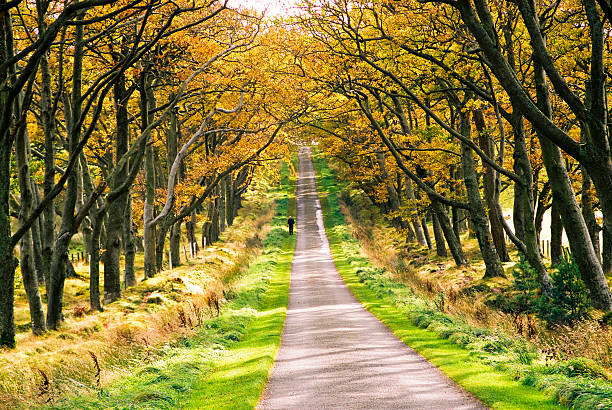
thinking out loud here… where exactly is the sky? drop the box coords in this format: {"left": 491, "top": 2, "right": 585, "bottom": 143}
{"left": 229, "top": 0, "right": 301, "bottom": 17}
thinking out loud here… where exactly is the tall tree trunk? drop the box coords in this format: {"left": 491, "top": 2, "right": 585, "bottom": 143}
{"left": 0, "top": 27, "right": 13, "bottom": 340}
{"left": 431, "top": 200, "right": 467, "bottom": 266}
{"left": 581, "top": 168, "right": 600, "bottom": 258}
{"left": 103, "top": 71, "right": 131, "bottom": 302}
{"left": 405, "top": 178, "right": 426, "bottom": 245}
{"left": 473, "top": 109, "right": 510, "bottom": 262}
{"left": 211, "top": 192, "right": 220, "bottom": 242}
{"left": 29, "top": 194, "right": 46, "bottom": 285}
{"left": 47, "top": 17, "right": 84, "bottom": 329}
{"left": 15, "top": 119, "right": 46, "bottom": 334}
{"left": 421, "top": 218, "right": 434, "bottom": 250}
{"left": 39, "top": 9, "right": 56, "bottom": 299}
{"left": 142, "top": 72, "right": 156, "bottom": 278}
{"left": 89, "top": 210, "right": 104, "bottom": 311}
{"left": 0, "top": 141, "right": 15, "bottom": 346}
{"left": 219, "top": 178, "right": 226, "bottom": 233}
{"left": 155, "top": 222, "right": 170, "bottom": 270}
{"left": 460, "top": 139, "right": 504, "bottom": 278}
{"left": 188, "top": 209, "right": 198, "bottom": 252}
{"left": 550, "top": 198, "right": 563, "bottom": 266}
{"left": 431, "top": 210, "right": 446, "bottom": 257}
{"left": 225, "top": 173, "right": 234, "bottom": 227}
{"left": 123, "top": 193, "right": 136, "bottom": 286}
{"left": 512, "top": 117, "right": 552, "bottom": 294}
{"left": 170, "top": 219, "right": 182, "bottom": 266}
{"left": 603, "top": 225, "right": 612, "bottom": 274}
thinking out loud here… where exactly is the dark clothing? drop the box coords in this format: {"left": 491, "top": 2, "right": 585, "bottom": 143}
{"left": 288, "top": 217, "right": 295, "bottom": 235}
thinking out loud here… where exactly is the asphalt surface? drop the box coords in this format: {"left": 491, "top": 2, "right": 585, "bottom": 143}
{"left": 258, "top": 147, "right": 485, "bottom": 409}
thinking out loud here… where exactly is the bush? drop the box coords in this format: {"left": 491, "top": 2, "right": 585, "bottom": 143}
{"left": 492, "top": 255, "right": 590, "bottom": 326}
{"left": 536, "top": 253, "right": 590, "bottom": 326}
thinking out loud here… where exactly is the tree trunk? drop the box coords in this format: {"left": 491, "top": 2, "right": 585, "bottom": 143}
{"left": 550, "top": 198, "right": 563, "bottom": 266}
{"left": 603, "top": 225, "right": 612, "bottom": 274}
{"left": 155, "top": 221, "right": 170, "bottom": 271}
{"left": 142, "top": 73, "right": 157, "bottom": 279}
{"left": 170, "top": 219, "right": 182, "bottom": 266}
{"left": 103, "top": 70, "right": 131, "bottom": 301}
{"left": 460, "top": 140, "right": 504, "bottom": 277}
{"left": 123, "top": 193, "right": 136, "bottom": 287}
{"left": 473, "top": 109, "right": 510, "bottom": 262}
{"left": 15, "top": 116, "right": 46, "bottom": 334}
{"left": 39, "top": 15, "right": 56, "bottom": 300}
{"left": 405, "top": 178, "right": 426, "bottom": 245}
{"left": 580, "top": 156, "right": 600, "bottom": 263}
{"left": 431, "top": 200, "right": 467, "bottom": 266}
{"left": 89, "top": 210, "right": 103, "bottom": 311}
{"left": 219, "top": 178, "right": 227, "bottom": 233}
{"left": 29, "top": 198, "right": 46, "bottom": 285}
{"left": 225, "top": 173, "right": 234, "bottom": 227}
{"left": 421, "top": 218, "right": 434, "bottom": 250}
{"left": 47, "top": 18, "right": 84, "bottom": 329}
{"left": 189, "top": 209, "right": 198, "bottom": 253}
{"left": 512, "top": 117, "right": 552, "bottom": 294}
{"left": 431, "top": 210, "right": 446, "bottom": 257}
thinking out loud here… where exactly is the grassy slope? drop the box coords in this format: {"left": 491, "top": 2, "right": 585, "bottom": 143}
{"left": 313, "top": 153, "right": 561, "bottom": 410}
{"left": 47, "top": 165, "right": 296, "bottom": 410}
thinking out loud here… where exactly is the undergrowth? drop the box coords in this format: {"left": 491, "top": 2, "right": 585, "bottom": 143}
{"left": 313, "top": 150, "right": 612, "bottom": 409}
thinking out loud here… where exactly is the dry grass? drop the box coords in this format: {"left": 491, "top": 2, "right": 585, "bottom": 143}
{"left": 339, "top": 199, "right": 612, "bottom": 372}
{"left": 1, "top": 187, "right": 276, "bottom": 409}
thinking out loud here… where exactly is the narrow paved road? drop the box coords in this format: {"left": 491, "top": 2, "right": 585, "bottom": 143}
{"left": 258, "top": 147, "right": 485, "bottom": 409}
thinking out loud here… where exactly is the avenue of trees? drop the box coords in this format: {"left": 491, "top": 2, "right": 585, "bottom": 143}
{"left": 0, "top": 0, "right": 304, "bottom": 348}
{"left": 284, "top": 0, "right": 612, "bottom": 312}
{"left": 2, "top": 0, "right": 612, "bottom": 348}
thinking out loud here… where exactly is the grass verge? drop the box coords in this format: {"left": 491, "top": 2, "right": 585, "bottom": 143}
{"left": 182, "top": 207, "right": 295, "bottom": 409}
{"left": 46, "top": 165, "right": 296, "bottom": 410}
{"left": 312, "top": 152, "right": 572, "bottom": 410}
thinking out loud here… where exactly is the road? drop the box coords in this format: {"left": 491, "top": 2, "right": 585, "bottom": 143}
{"left": 258, "top": 147, "right": 485, "bottom": 409}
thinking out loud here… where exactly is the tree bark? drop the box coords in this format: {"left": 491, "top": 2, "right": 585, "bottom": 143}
{"left": 170, "top": 219, "right": 182, "bottom": 266}
{"left": 89, "top": 210, "right": 104, "bottom": 311}
{"left": 431, "top": 210, "right": 446, "bottom": 257}
{"left": 123, "top": 193, "right": 136, "bottom": 286}
{"left": 103, "top": 71, "right": 130, "bottom": 302}
{"left": 431, "top": 200, "right": 467, "bottom": 266}
{"left": 47, "top": 17, "right": 84, "bottom": 329}
{"left": 473, "top": 109, "right": 509, "bottom": 262}
{"left": 15, "top": 119, "right": 46, "bottom": 334}
{"left": 460, "top": 140, "right": 504, "bottom": 277}
{"left": 550, "top": 198, "right": 563, "bottom": 266}
{"left": 142, "top": 72, "right": 157, "bottom": 278}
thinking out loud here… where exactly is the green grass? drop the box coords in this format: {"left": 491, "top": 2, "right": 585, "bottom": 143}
{"left": 48, "top": 166, "right": 296, "bottom": 410}
{"left": 182, "top": 230, "right": 294, "bottom": 409}
{"left": 311, "top": 151, "right": 564, "bottom": 410}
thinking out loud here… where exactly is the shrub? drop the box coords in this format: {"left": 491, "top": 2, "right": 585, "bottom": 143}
{"left": 535, "top": 254, "right": 590, "bottom": 326}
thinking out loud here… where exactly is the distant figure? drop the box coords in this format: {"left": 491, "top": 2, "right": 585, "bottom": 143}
{"left": 288, "top": 216, "right": 295, "bottom": 235}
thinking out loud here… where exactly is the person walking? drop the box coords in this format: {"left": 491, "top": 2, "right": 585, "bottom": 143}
{"left": 288, "top": 216, "right": 295, "bottom": 235}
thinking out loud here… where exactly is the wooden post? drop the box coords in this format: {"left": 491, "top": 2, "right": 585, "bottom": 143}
{"left": 183, "top": 244, "right": 188, "bottom": 261}
{"left": 168, "top": 250, "right": 172, "bottom": 270}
